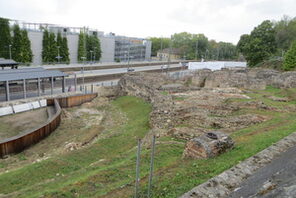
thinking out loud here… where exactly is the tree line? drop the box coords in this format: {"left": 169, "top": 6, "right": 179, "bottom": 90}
{"left": 237, "top": 16, "right": 296, "bottom": 70}
{"left": 0, "top": 17, "right": 102, "bottom": 65}
{"left": 149, "top": 32, "right": 238, "bottom": 61}
{"left": 0, "top": 17, "right": 33, "bottom": 64}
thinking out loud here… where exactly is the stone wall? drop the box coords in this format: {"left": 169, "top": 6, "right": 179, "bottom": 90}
{"left": 191, "top": 68, "right": 296, "bottom": 89}
{"left": 117, "top": 72, "right": 175, "bottom": 129}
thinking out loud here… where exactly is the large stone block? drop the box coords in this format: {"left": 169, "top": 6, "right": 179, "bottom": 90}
{"left": 183, "top": 131, "right": 234, "bottom": 159}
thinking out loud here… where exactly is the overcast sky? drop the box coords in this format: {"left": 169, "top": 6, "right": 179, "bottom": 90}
{"left": 0, "top": 0, "right": 295, "bottom": 44}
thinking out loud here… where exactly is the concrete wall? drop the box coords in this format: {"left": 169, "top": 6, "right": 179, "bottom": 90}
{"left": 99, "top": 36, "right": 115, "bottom": 63}
{"left": 28, "top": 31, "right": 43, "bottom": 65}
{"left": 67, "top": 34, "right": 79, "bottom": 64}
{"left": 145, "top": 40, "right": 152, "bottom": 60}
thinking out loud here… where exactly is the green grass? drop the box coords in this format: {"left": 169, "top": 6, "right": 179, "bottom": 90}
{"left": 1, "top": 87, "right": 296, "bottom": 198}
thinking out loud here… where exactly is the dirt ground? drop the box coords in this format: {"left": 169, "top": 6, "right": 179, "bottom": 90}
{"left": 0, "top": 108, "right": 49, "bottom": 140}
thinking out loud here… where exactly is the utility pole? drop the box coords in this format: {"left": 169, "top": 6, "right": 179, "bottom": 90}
{"left": 9, "top": 44, "right": 12, "bottom": 60}
{"left": 160, "top": 37, "right": 163, "bottom": 61}
{"left": 195, "top": 40, "right": 198, "bottom": 60}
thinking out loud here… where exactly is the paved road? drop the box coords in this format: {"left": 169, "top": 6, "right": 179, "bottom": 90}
{"left": 74, "top": 64, "right": 180, "bottom": 77}
{"left": 229, "top": 146, "right": 296, "bottom": 198}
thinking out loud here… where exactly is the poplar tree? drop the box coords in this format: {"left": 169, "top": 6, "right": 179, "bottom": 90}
{"left": 49, "top": 32, "right": 58, "bottom": 63}
{"left": 42, "top": 29, "right": 50, "bottom": 63}
{"left": 78, "top": 31, "right": 86, "bottom": 62}
{"left": 21, "top": 29, "right": 33, "bottom": 63}
{"left": 12, "top": 24, "right": 23, "bottom": 62}
{"left": 0, "top": 17, "right": 12, "bottom": 59}
{"left": 61, "top": 36, "right": 70, "bottom": 63}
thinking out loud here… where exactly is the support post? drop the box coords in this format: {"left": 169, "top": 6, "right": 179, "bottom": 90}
{"left": 37, "top": 78, "right": 41, "bottom": 97}
{"left": 62, "top": 76, "right": 66, "bottom": 93}
{"left": 5, "top": 81, "right": 10, "bottom": 101}
{"left": 51, "top": 77, "right": 54, "bottom": 95}
{"left": 91, "top": 84, "right": 94, "bottom": 93}
{"left": 74, "top": 74, "right": 77, "bottom": 91}
{"left": 148, "top": 136, "right": 156, "bottom": 198}
{"left": 134, "top": 139, "right": 142, "bottom": 198}
{"left": 23, "top": 79, "right": 26, "bottom": 99}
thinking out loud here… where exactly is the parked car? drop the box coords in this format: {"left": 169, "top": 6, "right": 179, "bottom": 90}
{"left": 127, "top": 68, "right": 135, "bottom": 72}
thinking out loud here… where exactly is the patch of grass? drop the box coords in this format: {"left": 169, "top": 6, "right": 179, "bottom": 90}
{"left": 160, "top": 91, "right": 169, "bottom": 96}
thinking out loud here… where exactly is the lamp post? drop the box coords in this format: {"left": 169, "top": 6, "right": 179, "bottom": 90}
{"left": 56, "top": 46, "right": 62, "bottom": 64}
{"left": 90, "top": 50, "right": 93, "bottom": 63}
{"left": 93, "top": 47, "right": 97, "bottom": 63}
{"left": 9, "top": 44, "right": 12, "bottom": 60}
{"left": 81, "top": 56, "right": 86, "bottom": 92}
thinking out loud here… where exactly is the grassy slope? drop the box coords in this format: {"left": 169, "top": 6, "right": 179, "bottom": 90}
{"left": 1, "top": 88, "right": 296, "bottom": 198}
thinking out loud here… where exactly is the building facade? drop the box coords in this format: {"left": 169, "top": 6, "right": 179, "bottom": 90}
{"left": 10, "top": 20, "right": 152, "bottom": 65}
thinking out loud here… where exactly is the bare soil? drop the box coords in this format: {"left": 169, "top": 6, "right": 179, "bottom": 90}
{"left": 0, "top": 108, "right": 48, "bottom": 140}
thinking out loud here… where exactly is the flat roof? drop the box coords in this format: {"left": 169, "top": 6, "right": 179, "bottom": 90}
{"left": 0, "top": 58, "right": 18, "bottom": 66}
{"left": 0, "top": 67, "right": 67, "bottom": 82}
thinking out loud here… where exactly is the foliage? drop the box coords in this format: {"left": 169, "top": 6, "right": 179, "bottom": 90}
{"left": 56, "top": 32, "right": 70, "bottom": 64}
{"left": 283, "top": 41, "right": 296, "bottom": 70}
{"left": 274, "top": 16, "right": 296, "bottom": 54}
{"left": 0, "top": 17, "right": 12, "bottom": 59}
{"left": 238, "top": 20, "right": 276, "bottom": 67}
{"left": 77, "top": 31, "right": 87, "bottom": 62}
{"left": 149, "top": 37, "right": 170, "bottom": 56}
{"left": 85, "top": 33, "right": 101, "bottom": 61}
{"left": 42, "top": 29, "right": 50, "bottom": 63}
{"left": 150, "top": 32, "right": 237, "bottom": 61}
{"left": 20, "top": 29, "right": 33, "bottom": 63}
{"left": 11, "top": 24, "right": 23, "bottom": 62}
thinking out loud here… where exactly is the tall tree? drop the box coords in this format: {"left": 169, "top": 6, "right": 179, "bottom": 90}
{"left": 0, "top": 17, "right": 12, "bottom": 59}
{"left": 49, "top": 32, "right": 58, "bottom": 63}
{"left": 21, "top": 29, "right": 33, "bottom": 63}
{"left": 283, "top": 41, "right": 296, "bottom": 71}
{"left": 149, "top": 37, "right": 170, "bottom": 56}
{"left": 77, "top": 31, "right": 87, "bottom": 62}
{"left": 42, "top": 29, "right": 50, "bottom": 63}
{"left": 238, "top": 20, "right": 276, "bottom": 66}
{"left": 61, "top": 36, "right": 70, "bottom": 63}
{"left": 11, "top": 24, "right": 23, "bottom": 62}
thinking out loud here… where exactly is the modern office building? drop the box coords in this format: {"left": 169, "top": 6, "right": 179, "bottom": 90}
{"left": 8, "top": 20, "right": 152, "bottom": 65}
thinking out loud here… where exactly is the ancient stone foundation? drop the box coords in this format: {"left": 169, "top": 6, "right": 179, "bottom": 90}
{"left": 183, "top": 132, "right": 234, "bottom": 159}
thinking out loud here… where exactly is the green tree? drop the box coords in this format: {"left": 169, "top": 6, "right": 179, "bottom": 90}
{"left": 49, "top": 32, "right": 58, "bottom": 63}
{"left": 149, "top": 37, "right": 170, "bottom": 56}
{"left": 85, "top": 34, "right": 101, "bottom": 61}
{"left": 42, "top": 29, "right": 50, "bottom": 63}
{"left": 78, "top": 31, "right": 87, "bottom": 62}
{"left": 21, "top": 29, "right": 33, "bottom": 63}
{"left": 0, "top": 17, "right": 12, "bottom": 59}
{"left": 283, "top": 41, "right": 296, "bottom": 70}
{"left": 238, "top": 20, "right": 276, "bottom": 66}
{"left": 11, "top": 24, "right": 23, "bottom": 62}
{"left": 61, "top": 36, "right": 70, "bottom": 63}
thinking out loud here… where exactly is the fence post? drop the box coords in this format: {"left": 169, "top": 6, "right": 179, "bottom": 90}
{"left": 134, "top": 139, "right": 142, "bottom": 198}
{"left": 148, "top": 135, "right": 156, "bottom": 198}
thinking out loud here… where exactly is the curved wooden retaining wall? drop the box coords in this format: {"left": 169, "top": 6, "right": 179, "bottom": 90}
{"left": 0, "top": 93, "right": 98, "bottom": 157}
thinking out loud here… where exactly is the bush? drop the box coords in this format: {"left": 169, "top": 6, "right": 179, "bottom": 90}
{"left": 283, "top": 41, "right": 296, "bottom": 71}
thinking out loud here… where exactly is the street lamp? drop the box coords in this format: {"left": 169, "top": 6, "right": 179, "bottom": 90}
{"left": 80, "top": 56, "right": 86, "bottom": 92}
{"left": 90, "top": 50, "right": 93, "bottom": 63}
{"left": 56, "top": 46, "right": 62, "bottom": 64}
{"left": 8, "top": 44, "right": 12, "bottom": 60}
{"left": 93, "top": 47, "right": 97, "bottom": 63}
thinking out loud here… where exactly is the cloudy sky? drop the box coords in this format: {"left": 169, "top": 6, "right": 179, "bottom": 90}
{"left": 0, "top": 0, "right": 295, "bottom": 44}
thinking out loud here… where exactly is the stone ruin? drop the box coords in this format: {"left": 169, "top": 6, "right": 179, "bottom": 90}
{"left": 191, "top": 68, "right": 296, "bottom": 89}
{"left": 183, "top": 131, "right": 234, "bottom": 159}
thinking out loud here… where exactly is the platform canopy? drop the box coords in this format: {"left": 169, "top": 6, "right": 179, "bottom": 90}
{"left": 0, "top": 58, "right": 19, "bottom": 69}
{"left": 0, "top": 67, "right": 67, "bottom": 82}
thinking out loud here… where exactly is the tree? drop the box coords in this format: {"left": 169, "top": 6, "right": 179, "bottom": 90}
{"left": 238, "top": 20, "right": 276, "bottom": 66}
{"left": 21, "top": 29, "right": 33, "bottom": 63}
{"left": 78, "top": 31, "right": 87, "bottom": 62}
{"left": 149, "top": 37, "right": 170, "bottom": 56}
{"left": 283, "top": 41, "right": 296, "bottom": 70}
{"left": 85, "top": 34, "right": 101, "bottom": 61}
{"left": 61, "top": 36, "right": 70, "bottom": 63}
{"left": 49, "top": 32, "right": 58, "bottom": 63}
{"left": 11, "top": 24, "right": 23, "bottom": 62}
{"left": 42, "top": 29, "right": 50, "bottom": 63}
{"left": 0, "top": 17, "right": 12, "bottom": 59}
